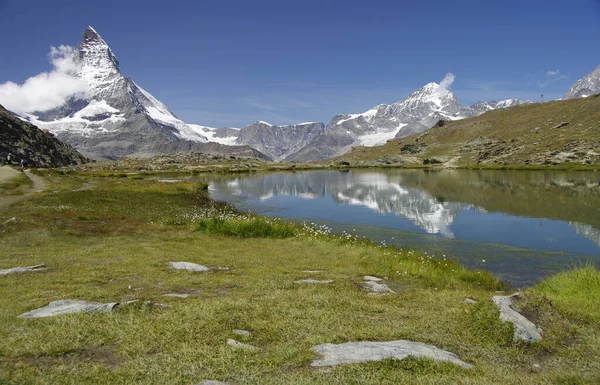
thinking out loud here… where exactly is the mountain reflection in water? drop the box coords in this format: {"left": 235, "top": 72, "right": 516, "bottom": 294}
{"left": 196, "top": 169, "right": 600, "bottom": 286}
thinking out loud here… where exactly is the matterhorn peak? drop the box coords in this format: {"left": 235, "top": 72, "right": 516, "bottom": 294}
{"left": 82, "top": 26, "right": 106, "bottom": 45}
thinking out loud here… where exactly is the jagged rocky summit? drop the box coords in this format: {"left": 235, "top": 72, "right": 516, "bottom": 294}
{"left": 564, "top": 64, "right": 600, "bottom": 100}
{"left": 0, "top": 104, "right": 88, "bottom": 167}
{"left": 25, "top": 27, "right": 270, "bottom": 161}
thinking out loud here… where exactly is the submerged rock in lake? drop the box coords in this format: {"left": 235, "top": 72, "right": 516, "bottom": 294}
{"left": 19, "top": 299, "right": 118, "bottom": 318}
{"left": 169, "top": 262, "right": 210, "bottom": 272}
{"left": 0, "top": 264, "right": 47, "bottom": 276}
{"left": 295, "top": 279, "right": 334, "bottom": 284}
{"left": 492, "top": 293, "right": 542, "bottom": 342}
{"left": 310, "top": 340, "right": 473, "bottom": 368}
{"left": 226, "top": 338, "right": 256, "bottom": 350}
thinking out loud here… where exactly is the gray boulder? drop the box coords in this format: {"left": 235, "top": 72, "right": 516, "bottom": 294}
{"left": 19, "top": 299, "right": 118, "bottom": 318}
{"left": 0, "top": 264, "right": 46, "bottom": 276}
{"left": 169, "top": 262, "right": 210, "bottom": 272}
{"left": 492, "top": 293, "right": 542, "bottom": 342}
{"left": 311, "top": 340, "right": 473, "bottom": 368}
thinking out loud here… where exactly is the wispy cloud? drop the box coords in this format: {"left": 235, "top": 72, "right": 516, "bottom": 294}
{"left": 0, "top": 45, "right": 89, "bottom": 114}
{"left": 547, "top": 70, "right": 559, "bottom": 76}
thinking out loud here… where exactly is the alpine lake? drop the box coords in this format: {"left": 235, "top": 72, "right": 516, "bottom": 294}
{"left": 174, "top": 168, "right": 600, "bottom": 287}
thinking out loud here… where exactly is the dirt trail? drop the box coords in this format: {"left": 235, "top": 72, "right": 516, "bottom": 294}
{"left": 0, "top": 168, "right": 46, "bottom": 211}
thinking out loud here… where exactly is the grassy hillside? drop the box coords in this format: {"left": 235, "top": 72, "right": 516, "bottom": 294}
{"left": 334, "top": 95, "right": 600, "bottom": 168}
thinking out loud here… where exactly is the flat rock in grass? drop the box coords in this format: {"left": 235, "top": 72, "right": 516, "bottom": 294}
{"left": 302, "top": 270, "right": 325, "bottom": 273}
{"left": 0, "top": 264, "right": 47, "bottom": 276}
{"left": 196, "top": 381, "right": 231, "bottom": 385}
{"left": 295, "top": 279, "right": 333, "bottom": 284}
{"left": 492, "top": 293, "right": 542, "bottom": 342}
{"left": 226, "top": 338, "right": 256, "bottom": 350}
{"left": 310, "top": 340, "right": 473, "bottom": 369}
{"left": 234, "top": 329, "right": 251, "bottom": 336}
{"left": 363, "top": 275, "right": 383, "bottom": 282}
{"left": 464, "top": 298, "right": 477, "bottom": 304}
{"left": 19, "top": 300, "right": 118, "bottom": 319}
{"left": 363, "top": 280, "right": 395, "bottom": 294}
{"left": 2, "top": 217, "right": 21, "bottom": 226}
{"left": 169, "top": 262, "right": 210, "bottom": 272}
{"left": 163, "top": 293, "right": 190, "bottom": 298}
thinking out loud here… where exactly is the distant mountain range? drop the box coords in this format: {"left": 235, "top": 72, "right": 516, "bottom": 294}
{"left": 199, "top": 81, "right": 529, "bottom": 161}
{"left": 11, "top": 26, "right": 600, "bottom": 162}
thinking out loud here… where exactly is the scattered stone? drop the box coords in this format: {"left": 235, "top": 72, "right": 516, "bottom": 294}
{"left": 464, "top": 298, "right": 477, "bottom": 304}
{"left": 363, "top": 275, "right": 382, "bottom": 282}
{"left": 0, "top": 264, "right": 47, "bottom": 276}
{"left": 530, "top": 363, "right": 542, "bottom": 373}
{"left": 310, "top": 340, "right": 473, "bottom": 369}
{"left": 163, "top": 293, "right": 190, "bottom": 298}
{"left": 226, "top": 338, "right": 256, "bottom": 350}
{"left": 19, "top": 300, "right": 118, "bottom": 318}
{"left": 234, "top": 329, "right": 251, "bottom": 336}
{"left": 552, "top": 122, "right": 569, "bottom": 129}
{"left": 196, "top": 381, "right": 231, "bottom": 385}
{"left": 169, "top": 262, "right": 210, "bottom": 272}
{"left": 363, "top": 281, "right": 395, "bottom": 294}
{"left": 1, "top": 217, "right": 21, "bottom": 226}
{"left": 157, "top": 179, "right": 182, "bottom": 183}
{"left": 302, "top": 270, "right": 325, "bottom": 273}
{"left": 295, "top": 279, "right": 333, "bottom": 284}
{"left": 492, "top": 293, "right": 542, "bottom": 342}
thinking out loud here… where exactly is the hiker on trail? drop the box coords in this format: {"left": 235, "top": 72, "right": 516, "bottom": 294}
{"left": 20, "top": 158, "right": 27, "bottom": 170}
{"left": 6, "top": 153, "right": 12, "bottom": 165}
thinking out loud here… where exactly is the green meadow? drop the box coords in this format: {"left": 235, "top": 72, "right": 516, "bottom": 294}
{"left": 0, "top": 169, "right": 599, "bottom": 384}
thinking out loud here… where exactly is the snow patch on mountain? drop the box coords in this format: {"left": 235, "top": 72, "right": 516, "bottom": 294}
{"left": 188, "top": 124, "right": 240, "bottom": 146}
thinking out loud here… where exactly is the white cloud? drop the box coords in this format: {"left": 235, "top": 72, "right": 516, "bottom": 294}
{"left": 0, "top": 45, "right": 89, "bottom": 114}
{"left": 437, "top": 73, "right": 455, "bottom": 96}
{"left": 547, "top": 70, "right": 560, "bottom": 76}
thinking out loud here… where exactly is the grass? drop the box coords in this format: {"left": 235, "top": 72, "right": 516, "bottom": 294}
{"left": 0, "top": 171, "right": 32, "bottom": 195}
{"left": 0, "top": 171, "right": 599, "bottom": 384}
{"left": 530, "top": 264, "right": 600, "bottom": 323}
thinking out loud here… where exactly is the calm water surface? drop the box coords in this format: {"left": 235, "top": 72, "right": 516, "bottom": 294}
{"left": 195, "top": 169, "right": 600, "bottom": 287}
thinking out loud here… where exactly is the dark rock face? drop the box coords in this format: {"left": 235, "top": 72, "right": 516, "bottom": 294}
{"left": 234, "top": 121, "right": 325, "bottom": 161}
{"left": 0, "top": 105, "right": 88, "bottom": 167}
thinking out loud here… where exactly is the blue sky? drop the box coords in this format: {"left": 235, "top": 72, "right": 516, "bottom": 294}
{"left": 0, "top": 0, "right": 599, "bottom": 127}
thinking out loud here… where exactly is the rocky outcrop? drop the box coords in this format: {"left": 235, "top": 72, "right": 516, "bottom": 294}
{"left": 0, "top": 105, "right": 88, "bottom": 167}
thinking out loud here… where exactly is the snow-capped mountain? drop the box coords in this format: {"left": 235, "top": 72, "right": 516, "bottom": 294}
{"left": 25, "top": 26, "right": 269, "bottom": 160}
{"left": 564, "top": 64, "right": 600, "bottom": 100}
{"left": 285, "top": 78, "right": 529, "bottom": 161}
{"left": 464, "top": 98, "right": 529, "bottom": 117}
